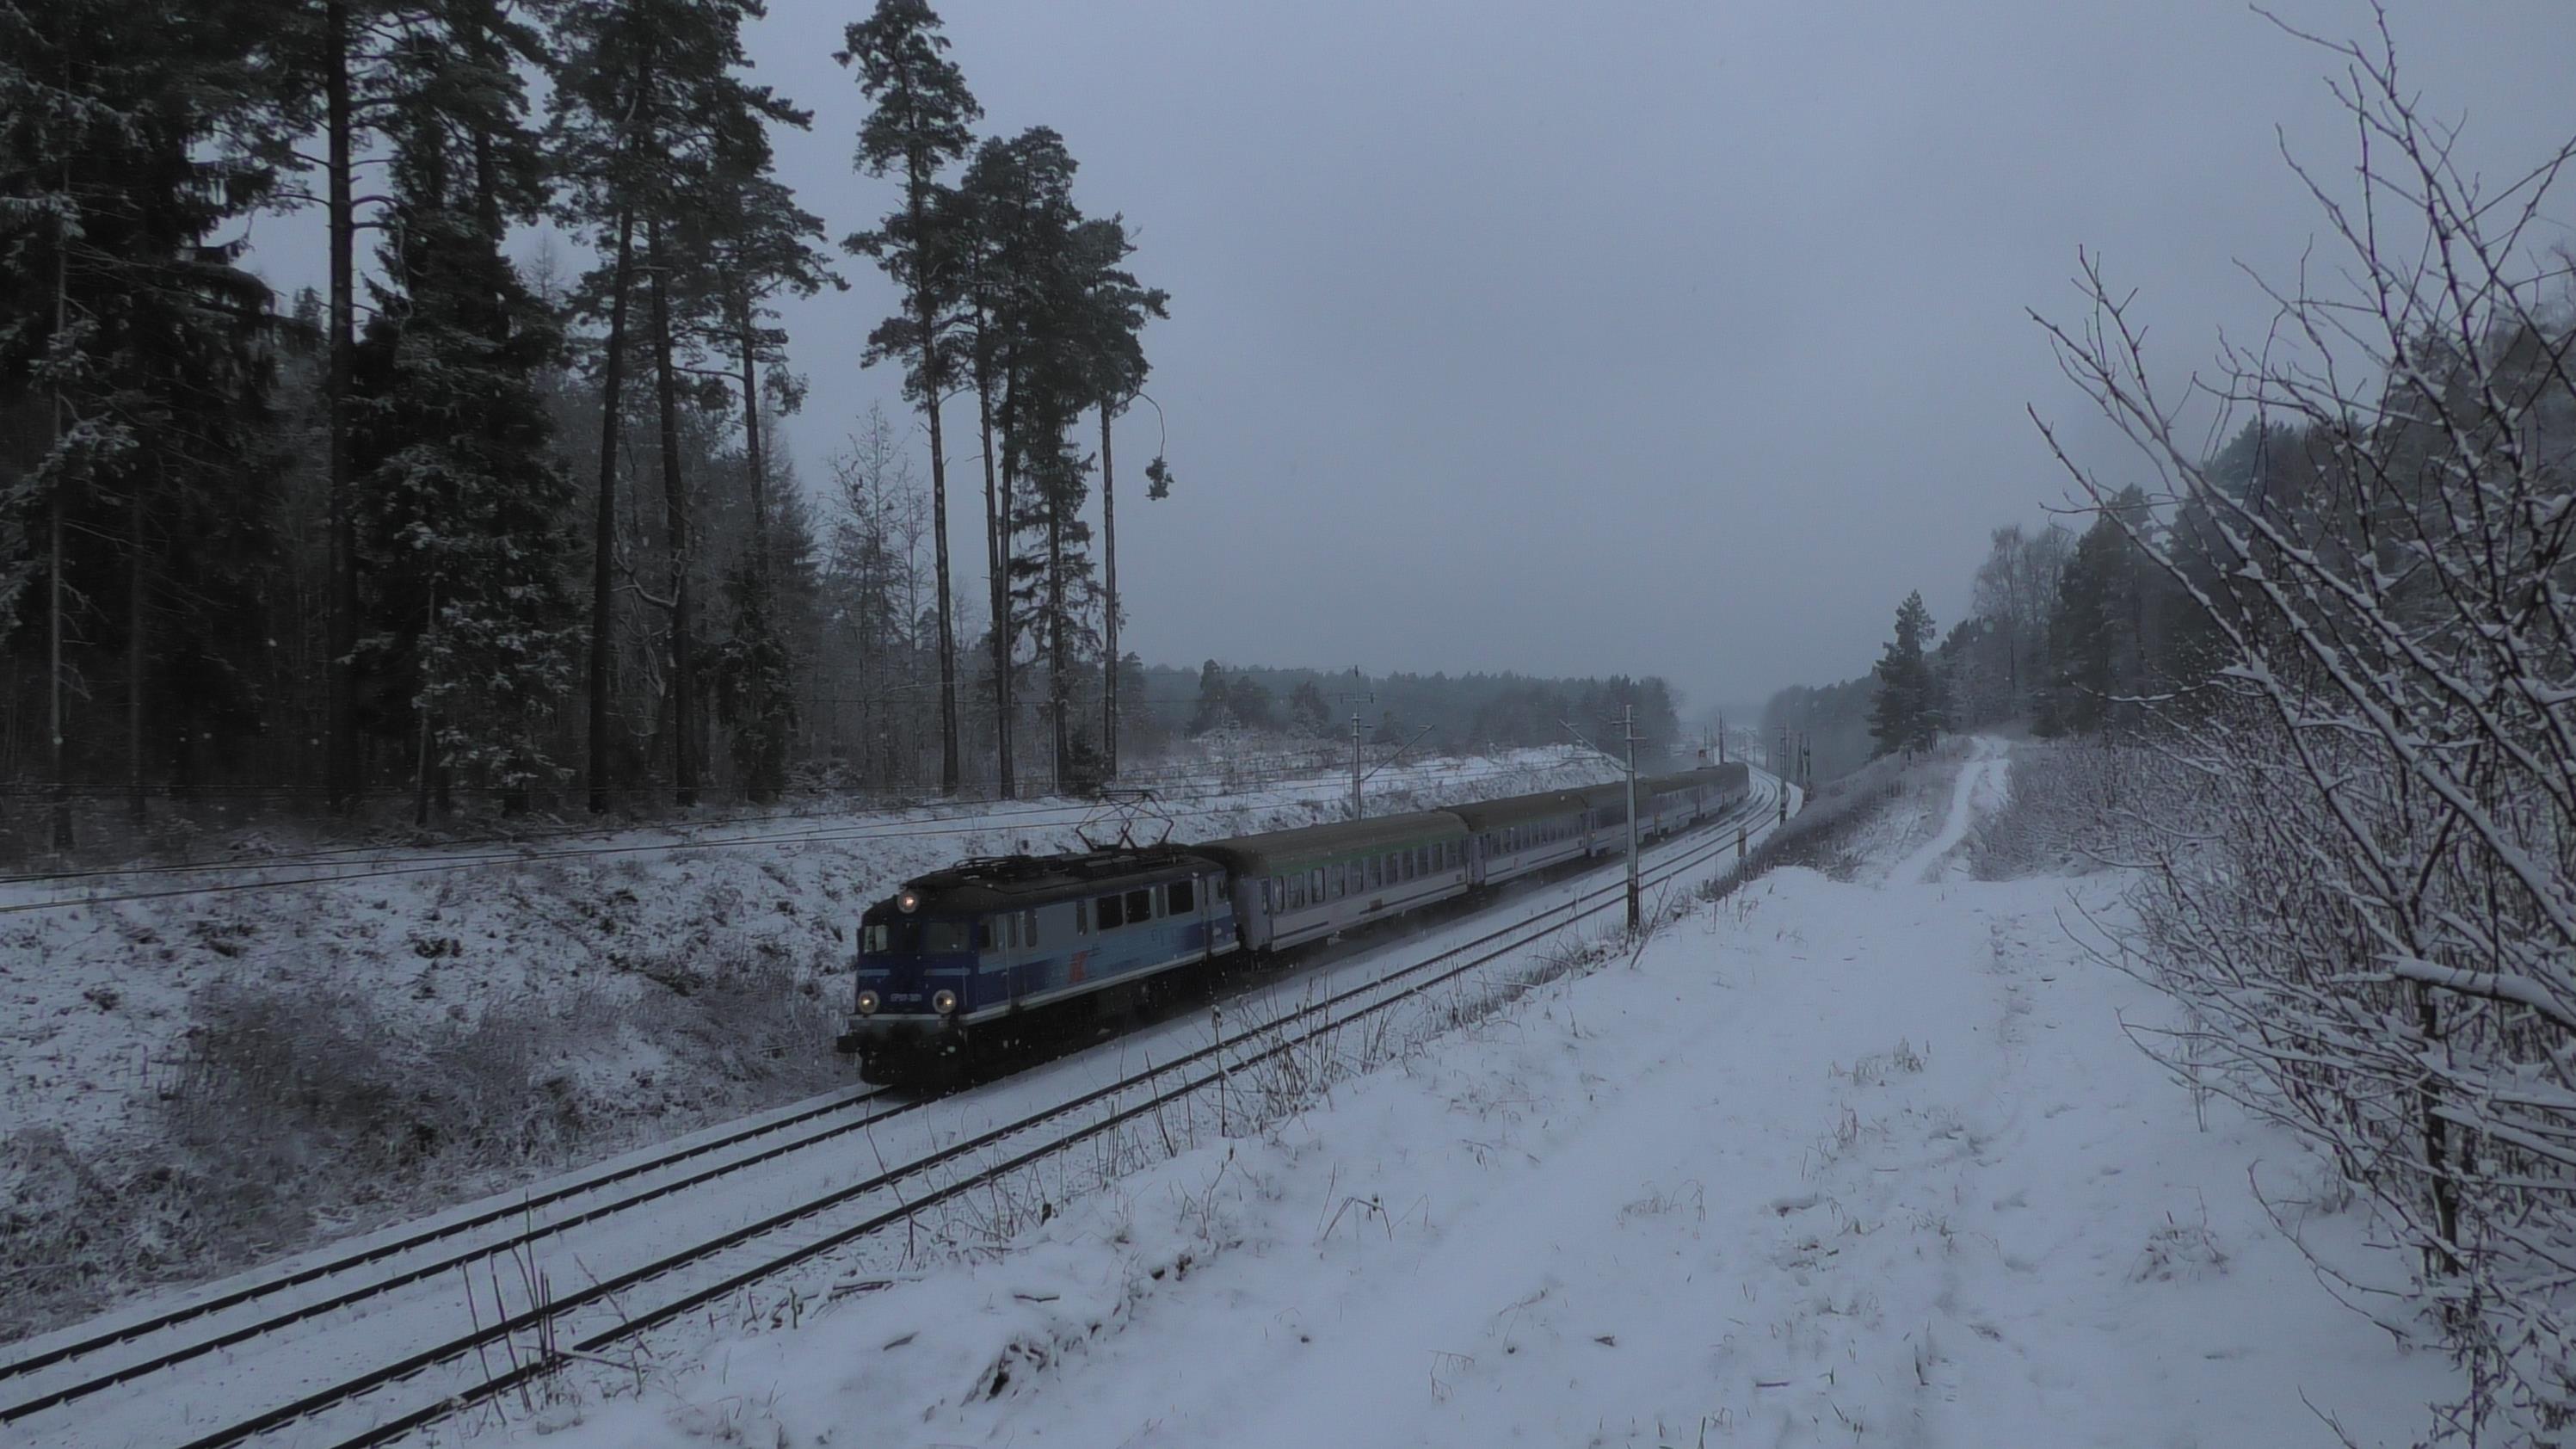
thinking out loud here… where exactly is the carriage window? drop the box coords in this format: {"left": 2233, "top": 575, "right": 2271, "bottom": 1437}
{"left": 1099, "top": 893, "right": 1127, "bottom": 930}
{"left": 864, "top": 923, "right": 890, "bottom": 954}
{"left": 1169, "top": 878, "right": 1195, "bottom": 914}
{"left": 924, "top": 921, "right": 971, "bottom": 954}
{"left": 1125, "top": 888, "right": 1154, "bottom": 922}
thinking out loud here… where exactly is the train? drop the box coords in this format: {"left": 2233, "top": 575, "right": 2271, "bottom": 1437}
{"left": 836, "top": 761, "right": 1753, "bottom": 1082}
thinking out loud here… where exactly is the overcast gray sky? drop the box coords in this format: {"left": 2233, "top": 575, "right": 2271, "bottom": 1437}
{"left": 256, "top": 0, "right": 2576, "bottom": 716}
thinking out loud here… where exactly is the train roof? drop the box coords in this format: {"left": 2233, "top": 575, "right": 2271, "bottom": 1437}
{"left": 1188, "top": 809, "right": 1466, "bottom": 872}
{"left": 891, "top": 847, "right": 1223, "bottom": 913}
{"left": 1448, "top": 788, "right": 1596, "bottom": 830}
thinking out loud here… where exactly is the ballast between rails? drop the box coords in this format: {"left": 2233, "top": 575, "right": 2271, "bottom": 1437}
{"left": 151, "top": 785, "right": 1784, "bottom": 1449}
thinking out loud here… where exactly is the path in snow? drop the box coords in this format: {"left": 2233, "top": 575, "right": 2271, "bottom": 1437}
{"left": 540, "top": 748, "right": 2449, "bottom": 1449}
{"left": 1883, "top": 737, "right": 2007, "bottom": 886}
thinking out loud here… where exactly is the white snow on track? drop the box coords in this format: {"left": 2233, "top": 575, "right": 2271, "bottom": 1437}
{"left": 536, "top": 742, "right": 2450, "bottom": 1449}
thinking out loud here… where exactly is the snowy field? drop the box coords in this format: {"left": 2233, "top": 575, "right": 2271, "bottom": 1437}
{"left": 0, "top": 745, "right": 1619, "bottom": 1332}
{"left": 537, "top": 741, "right": 2455, "bottom": 1449}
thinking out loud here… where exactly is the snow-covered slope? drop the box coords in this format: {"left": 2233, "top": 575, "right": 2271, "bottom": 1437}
{"left": 541, "top": 743, "right": 2451, "bottom": 1448}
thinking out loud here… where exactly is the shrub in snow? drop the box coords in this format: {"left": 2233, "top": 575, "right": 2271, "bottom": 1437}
{"left": 2039, "top": 24, "right": 2576, "bottom": 1437}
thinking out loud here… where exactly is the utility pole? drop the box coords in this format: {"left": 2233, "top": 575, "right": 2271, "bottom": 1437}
{"left": 1561, "top": 710, "right": 1640, "bottom": 931}
{"left": 1339, "top": 669, "right": 1374, "bottom": 821}
{"left": 1622, "top": 704, "right": 1642, "bottom": 933}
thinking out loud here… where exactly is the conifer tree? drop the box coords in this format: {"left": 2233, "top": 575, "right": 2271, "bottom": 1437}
{"left": 840, "top": 0, "right": 979, "bottom": 796}
{"left": 554, "top": 0, "right": 805, "bottom": 808}
{"left": 1869, "top": 591, "right": 1941, "bottom": 756}
{"left": 1066, "top": 213, "right": 1168, "bottom": 779}
{"left": 3, "top": 0, "right": 285, "bottom": 841}
{"left": 1287, "top": 679, "right": 1331, "bottom": 737}
{"left": 351, "top": 2, "right": 575, "bottom": 817}
{"left": 1189, "top": 659, "right": 1229, "bottom": 736}
{"left": 684, "top": 123, "right": 836, "bottom": 803}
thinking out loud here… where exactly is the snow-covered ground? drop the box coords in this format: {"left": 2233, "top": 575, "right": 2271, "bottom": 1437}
{"left": 0, "top": 746, "right": 1621, "bottom": 1335}
{"left": 0, "top": 780, "right": 1781, "bottom": 1449}
{"left": 539, "top": 741, "right": 2454, "bottom": 1449}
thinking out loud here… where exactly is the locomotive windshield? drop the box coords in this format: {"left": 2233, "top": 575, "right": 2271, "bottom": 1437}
{"left": 860, "top": 913, "right": 972, "bottom": 956}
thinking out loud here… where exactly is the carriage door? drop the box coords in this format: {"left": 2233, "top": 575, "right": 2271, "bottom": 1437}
{"left": 1186, "top": 873, "right": 1213, "bottom": 961}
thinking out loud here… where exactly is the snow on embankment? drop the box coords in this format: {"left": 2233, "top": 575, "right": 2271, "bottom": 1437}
{"left": 550, "top": 742, "right": 2450, "bottom": 1449}
{"left": 0, "top": 747, "right": 1612, "bottom": 1334}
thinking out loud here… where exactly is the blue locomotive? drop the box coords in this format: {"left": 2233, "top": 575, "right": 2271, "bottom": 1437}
{"left": 838, "top": 761, "right": 1751, "bottom": 1081}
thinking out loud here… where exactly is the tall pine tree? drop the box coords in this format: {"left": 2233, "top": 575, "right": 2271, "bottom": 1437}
{"left": 840, "top": 0, "right": 978, "bottom": 796}
{"left": 1869, "top": 591, "right": 1941, "bottom": 756}
{"left": 553, "top": 0, "right": 805, "bottom": 808}
{"left": 351, "top": 3, "right": 576, "bottom": 817}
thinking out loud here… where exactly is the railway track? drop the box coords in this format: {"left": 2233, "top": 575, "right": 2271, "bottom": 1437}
{"left": 5, "top": 782, "right": 1784, "bottom": 1449}
{"left": 0, "top": 1084, "right": 926, "bottom": 1418}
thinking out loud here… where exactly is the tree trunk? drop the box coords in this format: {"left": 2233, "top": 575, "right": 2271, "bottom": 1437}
{"left": 903, "top": 153, "right": 958, "bottom": 796}
{"left": 1099, "top": 398, "right": 1118, "bottom": 780}
{"left": 46, "top": 190, "right": 72, "bottom": 851}
{"left": 415, "top": 583, "right": 436, "bottom": 828}
{"left": 127, "top": 473, "right": 145, "bottom": 827}
{"left": 585, "top": 205, "right": 636, "bottom": 814}
{"left": 324, "top": 0, "right": 360, "bottom": 816}
{"left": 977, "top": 348, "right": 1012, "bottom": 798}
{"left": 1045, "top": 453, "right": 1068, "bottom": 789}
{"left": 47, "top": 448, "right": 70, "bottom": 851}
{"left": 647, "top": 213, "right": 696, "bottom": 807}
{"left": 736, "top": 295, "right": 768, "bottom": 585}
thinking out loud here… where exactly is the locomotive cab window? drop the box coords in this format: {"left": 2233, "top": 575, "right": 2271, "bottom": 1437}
{"left": 924, "top": 921, "right": 971, "bottom": 954}
{"left": 1098, "top": 894, "right": 1126, "bottom": 930}
{"left": 1125, "top": 888, "right": 1154, "bottom": 922}
{"left": 1169, "top": 879, "right": 1195, "bottom": 914}
{"left": 864, "top": 923, "right": 890, "bottom": 954}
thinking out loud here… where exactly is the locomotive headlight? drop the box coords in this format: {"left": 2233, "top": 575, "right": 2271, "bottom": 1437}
{"left": 897, "top": 891, "right": 920, "bottom": 914}
{"left": 931, "top": 989, "right": 958, "bottom": 1015}
{"left": 854, "top": 990, "right": 879, "bottom": 1016}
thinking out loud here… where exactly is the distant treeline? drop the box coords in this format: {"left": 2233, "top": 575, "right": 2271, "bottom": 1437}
{"left": 1124, "top": 664, "right": 1688, "bottom": 768}
{"left": 1773, "top": 321, "right": 2576, "bottom": 781}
